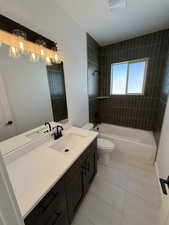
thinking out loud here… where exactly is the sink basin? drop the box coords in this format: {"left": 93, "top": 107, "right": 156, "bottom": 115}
{"left": 49, "top": 133, "right": 86, "bottom": 153}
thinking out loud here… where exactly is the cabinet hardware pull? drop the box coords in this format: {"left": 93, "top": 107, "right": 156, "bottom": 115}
{"left": 39, "top": 193, "right": 58, "bottom": 212}
{"left": 48, "top": 211, "right": 62, "bottom": 224}
{"left": 81, "top": 167, "right": 87, "bottom": 176}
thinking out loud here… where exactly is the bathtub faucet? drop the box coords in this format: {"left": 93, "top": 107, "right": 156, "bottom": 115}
{"left": 93, "top": 123, "right": 99, "bottom": 131}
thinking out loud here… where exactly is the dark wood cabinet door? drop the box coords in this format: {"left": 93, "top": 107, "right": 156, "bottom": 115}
{"left": 65, "top": 164, "right": 84, "bottom": 223}
{"left": 24, "top": 178, "right": 69, "bottom": 225}
{"left": 83, "top": 149, "right": 97, "bottom": 193}
{"left": 87, "top": 150, "right": 97, "bottom": 188}
{"left": 47, "top": 209, "right": 69, "bottom": 225}
{"left": 25, "top": 139, "right": 97, "bottom": 225}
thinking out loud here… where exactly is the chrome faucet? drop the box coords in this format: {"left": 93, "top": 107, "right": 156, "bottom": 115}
{"left": 45, "top": 122, "right": 52, "bottom": 132}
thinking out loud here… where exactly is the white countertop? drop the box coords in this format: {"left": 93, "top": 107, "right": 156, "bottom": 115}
{"left": 5, "top": 127, "right": 98, "bottom": 218}
{"left": 0, "top": 121, "right": 71, "bottom": 156}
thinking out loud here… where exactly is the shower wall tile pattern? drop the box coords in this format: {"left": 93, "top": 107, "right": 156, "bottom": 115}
{"left": 87, "top": 34, "right": 100, "bottom": 123}
{"left": 99, "top": 29, "right": 169, "bottom": 138}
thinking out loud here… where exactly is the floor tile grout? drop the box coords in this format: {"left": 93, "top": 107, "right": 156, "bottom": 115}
{"left": 72, "top": 152, "right": 162, "bottom": 225}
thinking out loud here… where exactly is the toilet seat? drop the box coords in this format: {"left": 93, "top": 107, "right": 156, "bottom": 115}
{"left": 81, "top": 123, "right": 115, "bottom": 165}
{"left": 98, "top": 138, "right": 114, "bottom": 152}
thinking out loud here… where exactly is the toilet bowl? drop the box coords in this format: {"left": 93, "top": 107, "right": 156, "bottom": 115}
{"left": 97, "top": 138, "right": 115, "bottom": 165}
{"left": 82, "top": 123, "right": 115, "bottom": 165}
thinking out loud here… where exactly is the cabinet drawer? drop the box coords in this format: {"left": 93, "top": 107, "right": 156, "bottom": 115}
{"left": 24, "top": 138, "right": 97, "bottom": 225}
{"left": 24, "top": 178, "right": 68, "bottom": 225}
{"left": 47, "top": 209, "right": 68, "bottom": 225}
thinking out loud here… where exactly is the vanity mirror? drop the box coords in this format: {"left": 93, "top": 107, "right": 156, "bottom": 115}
{"left": 0, "top": 44, "right": 68, "bottom": 142}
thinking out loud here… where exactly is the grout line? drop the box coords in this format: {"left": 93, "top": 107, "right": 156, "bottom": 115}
{"left": 99, "top": 160, "right": 162, "bottom": 209}
{"left": 89, "top": 187, "right": 125, "bottom": 214}
{"left": 74, "top": 155, "right": 162, "bottom": 225}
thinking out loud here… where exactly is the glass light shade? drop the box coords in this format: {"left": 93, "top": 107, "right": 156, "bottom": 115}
{"left": 9, "top": 46, "right": 20, "bottom": 58}
{"left": 40, "top": 48, "right": 45, "bottom": 58}
{"left": 53, "top": 53, "right": 58, "bottom": 63}
{"left": 0, "top": 30, "right": 63, "bottom": 64}
{"left": 19, "top": 40, "right": 25, "bottom": 53}
{"left": 45, "top": 57, "right": 52, "bottom": 65}
{"left": 30, "top": 52, "right": 39, "bottom": 62}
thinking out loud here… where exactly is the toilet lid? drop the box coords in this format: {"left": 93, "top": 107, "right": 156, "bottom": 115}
{"left": 98, "top": 138, "right": 114, "bottom": 150}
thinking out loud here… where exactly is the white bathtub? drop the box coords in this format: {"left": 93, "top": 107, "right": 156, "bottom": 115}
{"left": 97, "top": 123, "right": 157, "bottom": 163}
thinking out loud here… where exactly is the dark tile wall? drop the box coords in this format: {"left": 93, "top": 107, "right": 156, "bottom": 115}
{"left": 47, "top": 63, "right": 68, "bottom": 122}
{"left": 99, "top": 29, "right": 169, "bottom": 132}
{"left": 87, "top": 34, "right": 100, "bottom": 123}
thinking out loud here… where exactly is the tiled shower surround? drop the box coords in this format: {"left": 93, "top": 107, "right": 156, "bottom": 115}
{"left": 47, "top": 64, "right": 68, "bottom": 122}
{"left": 87, "top": 34, "right": 100, "bottom": 123}
{"left": 87, "top": 30, "right": 169, "bottom": 144}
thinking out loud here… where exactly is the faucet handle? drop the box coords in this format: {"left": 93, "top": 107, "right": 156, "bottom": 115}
{"left": 45, "top": 122, "right": 52, "bottom": 132}
{"left": 57, "top": 125, "right": 64, "bottom": 130}
{"left": 57, "top": 125, "right": 64, "bottom": 137}
{"left": 52, "top": 125, "right": 64, "bottom": 140}
{"left": 52, "top": 126, "right": 57, "bottom": 130}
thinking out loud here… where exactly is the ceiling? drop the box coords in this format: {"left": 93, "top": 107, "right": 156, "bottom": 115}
{"left": 55, "top": 0, "right": 169, "bottom": 46}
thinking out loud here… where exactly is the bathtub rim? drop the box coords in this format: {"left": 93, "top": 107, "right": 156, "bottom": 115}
{"left": 97, "top": 123, "right": 157, "bottom": 149}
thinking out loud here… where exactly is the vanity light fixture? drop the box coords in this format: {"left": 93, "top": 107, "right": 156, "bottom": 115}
{"left": 52, "top": 43, "right": 60, "bottom": 63}
{"left": 0, "top": 29, "right": 63, "bottom": 64}
{"left": 18, "top": 39, "right": 25, "bottom": 53}
{"left": 45, "top": 56, "right": 52, "bottom": 65}
{"left": 30, "top": 52, "right": 39, "bottom": 63}
{"left": 9, "top": 46, "right": 20, "bottom": 58}
{"left": 40, "top": 48, "right": 45, "bottom": 58}
{"left": 54, "top": 53, "right": 58, "bottom": 62}
{"left": 13, "top": 29, "right": 26, "bottom": 54}
{"left": 36, "top": 40, "right": 46, "bottom": 59}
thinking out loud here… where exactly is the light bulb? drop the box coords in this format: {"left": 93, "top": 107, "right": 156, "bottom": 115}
{"left": 45, "top": 57, "right": 52, "bottom": 65}
{"left": 9, "top": 46, "right": 20, "bottom": 58}
{"left": 19, "top": 41, "right": 24, "bottom": 53}
{"left": 30, "top": 52, "right": 39, "bottom": 62}
{"left": 40, "top": 48, "right": 45, "bottom": 57}
{"left": 54, "top": 53, "right": 58, "bottom": 63}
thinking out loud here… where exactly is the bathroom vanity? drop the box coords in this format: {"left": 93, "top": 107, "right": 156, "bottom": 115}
{"left": 25, "top": 138, "right": 97, "bottom": 225}
{"left": 2, "top": 126, "right": 98, "bottom": 225}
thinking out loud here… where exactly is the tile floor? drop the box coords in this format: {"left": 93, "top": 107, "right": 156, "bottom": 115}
{"left": 72, "top": 151, "right": 164, "bottom": 225}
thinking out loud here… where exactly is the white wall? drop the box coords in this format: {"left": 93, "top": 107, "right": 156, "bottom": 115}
{"left": 156, "top": 95, "right": 169, "bottom": 179}
{"left": 0, "top": 45, "right": 53, "bottom": 135}
{"left": 0, "top": 4, "right": 89, "bottom": 225}
{"left": 0, "top": 152, "right": 24, "bottom": 225}
{"left": 156, "top": 95, "right": 169, "bottom": 225}
{"left": 0, "top": 0, "right": 89, "bottom": 127}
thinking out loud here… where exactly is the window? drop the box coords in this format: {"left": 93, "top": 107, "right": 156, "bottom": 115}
{"left": 110, "top": 59, "right": 148, "bottom": 95}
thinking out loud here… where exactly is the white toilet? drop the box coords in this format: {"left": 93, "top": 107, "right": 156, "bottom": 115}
{"left": 82, "top": 123, "right": 115, "bottom": 166}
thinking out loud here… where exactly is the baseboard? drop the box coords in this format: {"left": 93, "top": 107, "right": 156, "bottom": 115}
{"left": 155, "top": 161, "right": 163, "bottom": 200}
